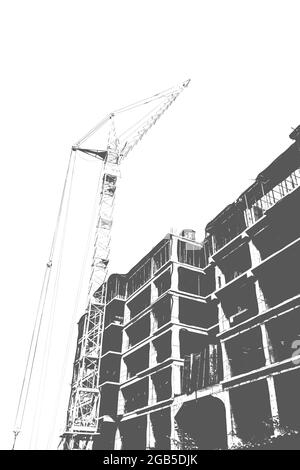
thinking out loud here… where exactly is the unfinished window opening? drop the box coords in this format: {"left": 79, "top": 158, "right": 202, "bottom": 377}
{"left": 127, "top": 259, "right": 152, "bottom": 297}
{"left": 203, "top": 236, "right": 214, "bottom": 262}
{"left": 99, "top": 353, "right": 121, "bottom": 384}
{"left": 152, "top": 331, "right": 172, "bottom": 364}
{"left": 119, "top": 415, "right": 147, "bottom": 450}
{"left": 153, "top": 239, "right": 171, "bottom": 273}
{"left": 230, "top": 380, "right": 273, "bottom": 443}
{"left": 179, "top": 330, "right": 208, "bottom": 358}
{"left": 221, "top": 282, "right": 258, "bottom": 326}
{"left": 152, "top": 295, "right": 172, "bottom": 330}
{"left": 125, "top": 315, "right": 150, "bottom": 348}
{"left": 274, "top": 369, "right": 300, "bottom": 432}
{"left": 152, "top": 367, "right": 172, "bottom": 402}
{"left": 177, "top": 240, "right": 204, "bottom": 268}
{"left": 201, "top": 267, "right": 216, "bottom": 296}
{"left": 102, "top": 325, "right": 122, "bottom": 355}
{"left": 150, "top": 408, "right": 171, "bottom": 449}
{"left": 267, "top": 309, "right": 300, "bottom": 363}
{"left": 256, "top": 217, "right": 300, "bottom": 261}
{"left": 209, "top": 205, "right": 246, "bottom": 254}
{"left": 243, "top": 183, "right": 265, "bottom": 227}
{"left": 175, "top": 396, "right": 227, "bottom": 449}
{"left": 154, "top": 269, "right": 171, "bottom": 297}
{"left": 259, "top": 246, "right": 300, "bottom": 309}
{"left": 226, "top": 327, "right": 265, "bottom": 377}
{"left": 124, "top": 344, "right": 149, "bottom": 379}
{"left": 127, "top": 286, "right": 151, "bottom": 320}
{"left": 104, "top": 299, "right": 124, "bottom": 327}
{"left": 245, "top": 168, "right": 300, "bottom": 227}
{"left": 245, "top": 202, "right": 264, "bottom": 226}
{"left": 99, "top": 384, "right": 119, "bottom": 417}
{"left": 122, "top": 379, "right": 149, "bottom": 414}
{"left": 106, "top": 274, "right": 126, "bottom": 303}
{"left": 179, "top": 298, "right": 216, "bottom": 328}
{"left": 220, "top": 244, "right": 251, "bottom": 283}
{"left": 178, "top": 267, "right": 202, "bottom": 295}
{"left": 181, "top": 344, "right": 223, "bottom": 394}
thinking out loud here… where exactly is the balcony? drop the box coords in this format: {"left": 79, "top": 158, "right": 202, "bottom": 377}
{"left": 177, "top": 238, "right": 207, "bottom": 268}
{"left": 127, "top": 239, "right": 171, "bottom": 298}
{"left": 245, "top": 168, "right": 300, "bottom": 227}
{"left": 205, "top": 168, "right": 300, "bottom": 259}
{"left": 106, "top": 274, "right": 126, "bottom": 303}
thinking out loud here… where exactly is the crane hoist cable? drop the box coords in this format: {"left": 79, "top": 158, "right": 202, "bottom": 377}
{"left": 29, "top": 151, "right": 77, "bottom": 449}
{"left": 12, "top": 149, "right": 76, "bottom": 449}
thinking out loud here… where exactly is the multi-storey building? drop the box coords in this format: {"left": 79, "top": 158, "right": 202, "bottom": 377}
{"left": 94, "top": 227, "right": 220, "bottom": 450}
{"left": 67, "top": 125, "right": 300, "bottom": 450}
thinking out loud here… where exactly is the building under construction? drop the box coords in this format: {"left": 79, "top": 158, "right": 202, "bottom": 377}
{"left": 62, "top": 125, "right": 300, "bottom": 450}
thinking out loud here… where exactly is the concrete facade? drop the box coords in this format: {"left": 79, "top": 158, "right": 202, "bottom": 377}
{"left": 76, "top": 126, "right": 300, "bottom": 450}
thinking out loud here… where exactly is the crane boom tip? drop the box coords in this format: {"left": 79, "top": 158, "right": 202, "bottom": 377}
{"left": 183, "top": 78, "right": 191, "bottom": 87}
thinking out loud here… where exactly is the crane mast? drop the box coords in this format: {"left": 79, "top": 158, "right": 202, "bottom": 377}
{"left": 61, "top": 80, "right": 190, "bottom": 449}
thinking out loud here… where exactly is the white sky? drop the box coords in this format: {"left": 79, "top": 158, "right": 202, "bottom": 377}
{"left": 0, "top": 0, "right": 299, "bottom": 450}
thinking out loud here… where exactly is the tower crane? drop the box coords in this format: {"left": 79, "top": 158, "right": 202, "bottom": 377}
{"left": 13, "top": 79, "right": 190, "bottom": 450}
{"left": 61, "top": 79, "right": 190, "bottom": 449}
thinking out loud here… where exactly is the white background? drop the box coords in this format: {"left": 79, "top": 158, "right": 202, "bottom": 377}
{"left": 0, "top": 0, "right": 299, "bottom": 450}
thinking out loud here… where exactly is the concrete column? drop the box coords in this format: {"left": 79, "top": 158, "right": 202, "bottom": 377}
{"left": 171, "top": 295, "right": 179, "bottom": 323}
{"left": 150, "top": 309, "right": 157, "bottom": 334}
{"left": 171, "top": 325, "right": 181, "bottom": 359}
{"left": 248, "top": 238, "right": 261, "bottom": 267}
{"left": 122, "top": 329, "right": 129, "bottom": 352}
{"left": 218, "top": 301, "right": 230, "bottom": 332}
{"left": 260, "top": 323, "right": 275, "bottom": 365}
{"left": 151, "top": 280, "right": 159, "bottom": 304}
{"left": 149, "top": 376, "right": 157, "bottom": 406}
{"left": 221, "top": 340, "right": 231, "bottom": 381}
{"left": 146, "top": 414, "right": 156, "bottom": 450}
{"left": 123, "top": 304, "right": 131, "bottom": 324}
{"left": 218, "top": 390, "right": 242, "bottom": 448}
{"left": 149, "top": 341, "right": 157, "bottom": 368}
{"left": 117, "top": 389, "right": 125, "bottom": 415}
{"left": 267, "top": 376, "right": 281, "bottom": 436}
{"left": 170, "top": 403, "right": 182, "bottom": 450}
{"left": 171, "top": 263, "right": 179, "bottom": 291}
{"left": 114, "top": 427, "right": 122, "bottom": 450}
{"left": 119, "top": 358, "right": 127, "bottom": 384}
{"left": 215, "top": 264, "right": 225, "bottom": 289}
{"left": 254, "top": 279, "right": 268, "bottom": 313}
{"left": 172, "top": 362, "right": 182, "bottom": 397}
{"left": 170, "top": 235, "right": 179, "bottom": 263}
